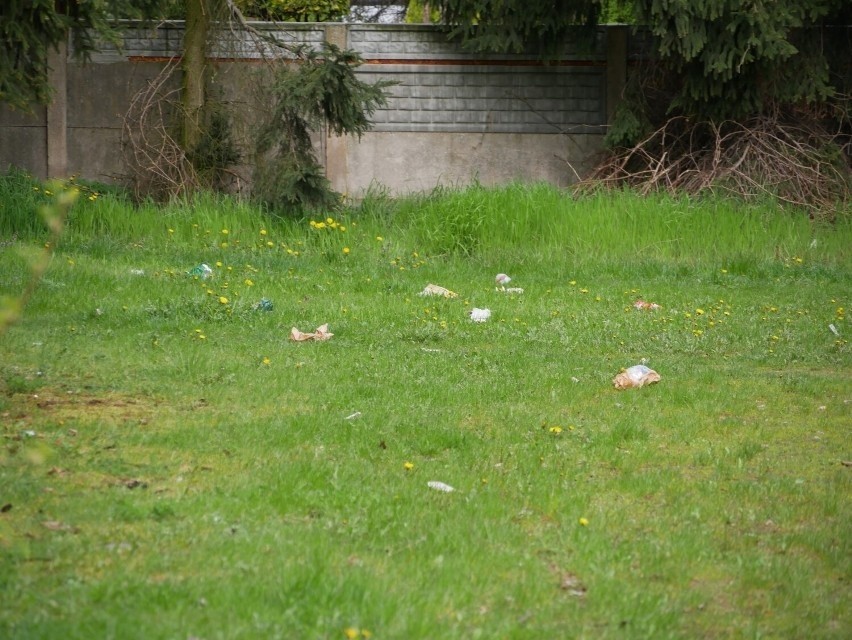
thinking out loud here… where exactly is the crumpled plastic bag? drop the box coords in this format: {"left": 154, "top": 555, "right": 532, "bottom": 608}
{"left": 290, "top": 324, "right": 333, "bottom": 342}
{"left": 612, "top": 364, "right": 661, "bottom": 389}
{"left": 469, "top": 308, "right": 491, "bottom": 322}
{"left": 633, "top": 300, "right": 661, "bottom": 310}
{"left": 418, "top": 284, "right": 458, "bottom": 298}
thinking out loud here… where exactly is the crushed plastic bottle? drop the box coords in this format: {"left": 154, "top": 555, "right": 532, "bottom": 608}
{"left": 252, "top": 298, "right": 273, "bottom": 311}
{"left": 187, "top": 263, "right": 213, "bottom": 279}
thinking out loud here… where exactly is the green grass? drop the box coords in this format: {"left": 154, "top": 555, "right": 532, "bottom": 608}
{"left": 1, "top": 176, "right": 850, "bottom": 639}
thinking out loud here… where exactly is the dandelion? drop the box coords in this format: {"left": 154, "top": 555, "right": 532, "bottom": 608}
{"left": 344, "top": 628, "right": 359, "bottom": 640}
{"left": 221, "top": 229, "right": 229, "bottom": 235}
{"left": 549, "top": 426, "right": 563, "bottom": 435}
{"left": 579, "top": 517, "right": 589, "bottom": 527}
{"left": 168, "top": 228, "right": 174, "bottom": 234}
{"left": 695, "top": 308, "right": 704, "bottom": 315}
{"left": 244, "top": 279, "right": 254, "bottom": 287}
{"left": 262, "top": 357, "right": 271, "bottom": 366}
{"left": 326, "top": 217, "right": 334, "bottom": 225}
{"left": 579, "top": 288, "right": 589, "bottom": 294}
{"left": 215, "top": 261, "right": 223, "bottom": 267}
{"left": 219, "top": 296, "right": 229, "bottom": 305}
{"left": 403, "top": 461, "right": 414, "bottom": 471}
{"left": 221, "top": 242, "right": 228, "bottom": 249}
{"left": 343, "top": 247, "right": 350, "bottom": 255}
{"left": 339, "top": 226, "right": 346, "bottom": 232}
{"left": 569, "top": 280, "right": 577, "bottom": 285}
{"left": 260, "top": 229, "right": 267, "bottom": 236}
{"left": 266, "top": 241, "right": 274, "bottom": 248}
{"left": 376, "top": 236, "right": 383, "bottom": 242}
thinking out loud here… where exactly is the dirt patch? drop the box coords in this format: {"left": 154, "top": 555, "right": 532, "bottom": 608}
{"left": 2, "top": 388, "right": 159, "bottom": 429}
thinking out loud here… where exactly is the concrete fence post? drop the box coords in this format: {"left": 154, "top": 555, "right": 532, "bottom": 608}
{"left": 46, "top": 38, "right": 69, "bottom": 178}
{"left": 605, "top": 25, "right": 628, "bottom": 125}
{"left": 323, "top": 24, "right": 350, "bottom": 196}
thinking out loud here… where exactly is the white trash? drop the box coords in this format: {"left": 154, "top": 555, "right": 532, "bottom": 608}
{"left": 469, "top": 308, "right": 491, "bottom": 322}
{"left": 612, "top": 364, "right": 661, "bottom": 390}
{"left": 427, "top": 481, "right": 455, "bottom": 493}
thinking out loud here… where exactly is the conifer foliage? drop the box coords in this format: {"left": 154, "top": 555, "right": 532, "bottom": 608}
{"left": 0, "top": 0, "right": 168, "bottom": 111}
{"left": 638, "top": 0, "right": 851, "bottom": 119}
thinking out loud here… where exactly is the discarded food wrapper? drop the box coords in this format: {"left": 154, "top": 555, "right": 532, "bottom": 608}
{"left": 290, "top": 323, "right": 333, "bottom": 342}
{"left": 829, "top": 323, "right": 840, "bottom": 337}
{"left": 344, "top": 411, "right": 362, "bottom": 420}
{"left": 633, "top": 300, "right": 661, "bottom": 310}
{"left": 427, "top": 481, "right": 455, "bottom": 493}
{"left": 495, "top": 273, "right": 512, "bottom": 287}
{"left": 187, "top": 263, "right": 213, "bottom": 279}
{"left": 418, "top": 283, "right": 458, "bottom": 298}
{"left": 500, "top": 287, "right": 524, "bottom": 294}
{"left": 130, "top": 268, "right": 145, "bottom": 276}
{"left": 612, "top": 364, "right": 661, "bottom": 390}
{"left": 252, "top": 297, "right": 273, "bottom": 312}
{"left": 469, "top": 308, "right": 491, "bottom": 322}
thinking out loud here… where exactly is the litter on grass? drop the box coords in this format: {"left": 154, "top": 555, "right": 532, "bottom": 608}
{"left": 418, "top": 284, "right": 458, "bottom": 298}
{"left": 252, "top": 298, "right": 273, "bottom": 311}
{"left": 495, "top": 273, "right": 511, "bottom": 287}
{"left": 469, "top": 308, "right": 491, "bottom": 322}
{"left": 427, "top": 481, "right": 455, "bottom": 493}
{"left": 344, "top": 411, "right": 362, "bottom": 420}
{"left": 613, "top": 364, "right": 661, "bottom": 390}
{"left": 501, "top": 287, "right": 524, "bottom": 294}
{"left": 290, "top": 324, "right": 333, "bottom": 342}
{"left": 829, "top": 323, "right": 840, "bottom": 337}
{"left": 130, "top": 268, "right": 145, "bottom": 276}
{"left": 633, "top": 300, "right": 661, "bottom": 310}
{"left": 187, "top": 263, "right": 213, "bottom": 279}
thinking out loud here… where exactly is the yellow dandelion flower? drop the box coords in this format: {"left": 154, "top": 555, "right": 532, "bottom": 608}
{"left": 168, "top": 228, "right": 174, "bottom": 234}
{"left": 221, "top": 229, "right": 229, "bottom": 235}
{"left": 343, "top": 247, "right": 350, "bottom": 255}
{"left": 343, "top": 628, "right": 359, "bottom": 640}
{"left": 403, "top": 461, "right": 414, "bottom": 471}
{"left": 221, "top": 242, "right": 228, "bottom": 249}
{"left": 569, "top": 280, "right": 577, "bottom": 285}
{"left": 219, "top": 296, "right": 229, "bottom": 305}
{"left": 244, "top": 279, "right": 254, "bottom": 286}
{"left": 579, "top": 517, "right": 589, "bottom": 526}
{"left": 549, "top": 426, "right": 563, "bottom": 434}
{"left": 262, "top": 357, "right": 271, "bottom": 365}
{"left": 260, "top": 229, "right": 267, "bottom": 236}
{"left": 579, "top": 288, "right": 588, "bottom": 294}
{"left": 376, "top": 236, "right": 383, "bottom": 241}
{"left": 266, "top": 241, "right": 274, "bottom": 248}
{"left": 696, "top": 308, "right": 704, "bottom": 315}
{"left": 326, "top": 217, "right": 334, "bottom": 225}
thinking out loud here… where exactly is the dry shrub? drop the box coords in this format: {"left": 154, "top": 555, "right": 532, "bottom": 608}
{"left": 584, "top": 108, "right": 852, "bottom": 221}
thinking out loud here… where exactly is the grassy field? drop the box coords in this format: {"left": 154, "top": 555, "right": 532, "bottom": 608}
{"left": 1, "top": 175, "right": 850, "bottom": 639}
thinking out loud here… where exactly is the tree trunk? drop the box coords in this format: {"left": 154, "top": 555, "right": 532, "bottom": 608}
{"left": 182, "top": 0, "right": 210, "bottom": 153}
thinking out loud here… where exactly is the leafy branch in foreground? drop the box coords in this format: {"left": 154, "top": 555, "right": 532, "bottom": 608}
{"left": 0, "top": 182, "right": 76, "bottom": 336}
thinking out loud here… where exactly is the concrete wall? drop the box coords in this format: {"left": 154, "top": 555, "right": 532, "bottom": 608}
{"left": 0, "top": 23, "right": 632, "bottom": 197}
